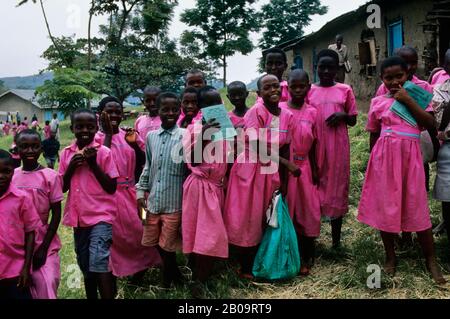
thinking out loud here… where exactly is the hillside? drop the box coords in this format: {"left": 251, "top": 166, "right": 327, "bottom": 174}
{"left": 0, "top": 72, "right": 53, "bottom": 90}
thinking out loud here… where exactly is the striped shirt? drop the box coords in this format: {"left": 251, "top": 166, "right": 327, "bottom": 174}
{"left": 136, "top": 125, "right": 187, "bottom": 214}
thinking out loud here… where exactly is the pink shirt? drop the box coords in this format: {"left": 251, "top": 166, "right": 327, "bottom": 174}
{"left": 134, "top": 115, "right": 162, "bottom": 140}
{"left": 375, "top": 75, "right": 433, "bottom": 96}
{"left": 3, "top": 123, "right": 10, "bottom": 135}
{"left": 0, "top": 185, "right": 41, "bottom": 279}
{"left": 58, "top": 141, "right": 120, "bottom": 228}
{"left": 228, "top": 111, "right": 246, "bottom": 128}
{"left": 17, "top": 124, "right": 28, "bottom": 134}
{"left": 44, "top": 125, "right": 51, "bottom": 139}
{"left": 431, "top": 69, "right": 450, "bottom": 87}
{"left": 177, "top": 111, "right": 202, "bottom": 128}
{"left": 31, "top": 120, "right": 38, "bottom": 128}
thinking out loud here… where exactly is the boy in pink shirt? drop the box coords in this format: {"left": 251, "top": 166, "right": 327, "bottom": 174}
{"left": 134, "top": 86, "right": 162, "bottom": 139}
{"left": 226, "top": 81, "right": 249, "bottom": 128}
{"left": 0, "top": 150, "right": 41, "bottom": 299}
{"left": 12, "top": 129, "right": 63, "bottom": 299}
{"left": 59, "top": 108, "right": 119, "bottom": 299}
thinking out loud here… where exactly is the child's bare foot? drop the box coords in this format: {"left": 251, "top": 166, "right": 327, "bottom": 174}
{"left": 299, "top": 265, "right": 310, "bottom": 276}
{"left": 383, "top": 258, "right": 396, "bottom": 275}
{"left": 426, "top": 260, "right": 446, "bottom": 285}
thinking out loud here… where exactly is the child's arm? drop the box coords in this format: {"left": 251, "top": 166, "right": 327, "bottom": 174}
{"left": 393, "top": 86, "right": 435, "bottom": 130}
{"left": 278, "top": 144, "right": 290, "bottom": 197}
{"left": 136, "top": 139, "right": 152, "bottom": 219}
{"left": 326, "top": 113, "right": 357, "bottom": 127}
{"left": 33, "top": 202, "right": 61, "bottom": 270}
{"left": 124, "top": 129, "right": 145, "bottom": 179}
{"left": 18, "top": 231, "right": 35, "bottom": 289}
{"left": 84, "top": 148, "right": 117, "bottom": 194}
{"left": 62, "top": 154, "right": 85, "bottom": 192}
{"left": 370, "top": 132, "right": 380, "bottom": 152}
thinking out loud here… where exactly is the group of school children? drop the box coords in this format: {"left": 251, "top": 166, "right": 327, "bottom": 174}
{"left": 1, "top": 44, "right": 450, "bottom": 300}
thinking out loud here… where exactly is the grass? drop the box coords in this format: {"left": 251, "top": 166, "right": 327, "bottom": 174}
{"left": 1, "top": 96, "right": 450, "bottom": 299}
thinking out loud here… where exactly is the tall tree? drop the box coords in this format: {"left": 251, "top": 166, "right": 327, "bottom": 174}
{"left": 180, "top": 0, "right": 260, "bottom": 87}
{"left": 259, "top": 0, "right": 328, "bottom": 50}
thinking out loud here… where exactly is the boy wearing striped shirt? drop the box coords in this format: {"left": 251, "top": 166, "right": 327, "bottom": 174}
{"left": 136, "top": 92, "right": 187, "bottom": 288}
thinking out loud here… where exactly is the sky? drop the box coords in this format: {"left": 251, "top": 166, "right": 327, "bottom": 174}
{"left": 0, "top": 0, "right": 369, "bottom": 83}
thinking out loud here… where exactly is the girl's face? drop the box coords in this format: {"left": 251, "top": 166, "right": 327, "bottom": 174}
{"left": 71, "top": 113, "right": 98, "bottom": 147}
{"left": 182, "top": 93, "right": 199, "bottom": 117}
{"left": 17, "top": 134, "right": 42, "bottom": 165}
{"left": 317, "top": 57, "right": 338, "bottom": 85}
{"left": 227, "top": 87, "right": 248, "bottom": 109}
{"left": 265, "top": 53, "right": 287, "bottom": 81}
{"left": 103, "top": 102, "right": 123, "bottom": 132}
{"left": 288, "top": 78, "right": 310, "bottom": 103}
{"left": 186, "top": 73, "right": 206, "bottom": 89}
{"left": 143, "top": 91, "right": 160, "bottom": 116}
{"left": 258, "top": 75, "right": 281, "bottom": 107}
{"left": 399, "top": 51, "right": 418, "bottom": 79}
{"left": 0, "top": 159, "right": 14, "bottom": 193}
{"left": 159, "top": 98, "right": 181, "bottom": 129}
{"left": 381, "top": 65, "right": 408, "bottom": 94}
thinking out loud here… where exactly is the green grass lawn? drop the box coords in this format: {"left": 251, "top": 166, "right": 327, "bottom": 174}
{"left": 1, "top": 95, "right": 450, "bottom": 298}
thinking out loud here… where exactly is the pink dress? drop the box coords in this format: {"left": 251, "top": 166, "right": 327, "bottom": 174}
{"left": 0, "top": 185, "right": 41, "bottom": 280}
{"left": 256, "top": 80, "right": 290, "bottom": 104}
{"left": 228, "top": 111, "right": 246, "bottom": 128}
{"left": 431, "top": 69, "right": 450, "bottom": 87}
{"left": 134, "top": 115, "right": 162, "bottom": 140}
{"left": 3, "top": 123, "right": 11, "bottom": 135}
{"left": 224, "top": 102, "right": 293, "bottom": 247}
{"left": 376, "top": 75, "right": 433, "bottom": 97}
{"left": 308, "top": 83, "right": 358, "bottom": 218}
{"left": 177, "top": 111, "right": 202, "bottom": 128}
{"left": 44, "top": 125, "right": 51, "bottom": 139}
{"left": 182, "top": 121, "right": 229, "bottom": 258}
{"left": 280, "top": 102, "right": 321, "bottom": 237}
{"left": 357, "top": 95, "right": 433, "bottom": 233}
{"left": 95, "top": 131, "right": 161, "bottom": 277}
{"left": 12, "top": 168, "right": 63, "bottom": 299}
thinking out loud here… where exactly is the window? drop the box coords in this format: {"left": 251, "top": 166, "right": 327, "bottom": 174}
{"left": 388, "top": 20, "right": 403, "bottom": 56}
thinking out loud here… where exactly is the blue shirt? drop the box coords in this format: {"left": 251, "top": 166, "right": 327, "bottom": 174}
{"left": 136, "top": 125, "right": 187, "bottom": 214}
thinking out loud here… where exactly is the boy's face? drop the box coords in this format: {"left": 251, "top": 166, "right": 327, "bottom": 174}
{"left": 318, "top": 57, "right": 338, "bottom": 83}
{"left": 159, "top": 98, "right": 181, "bottom": 129}
{"left": 71, "top": 113, "right": 98, "bottom": 147}
{"left": 258, "top": 75, "right": 281, "bottom": 106}
{"left": 186, "top": 73, "right": 206, "bottom": 89}
{"left": 399, "top": 51, "right": 418, "bottom": 79}
{"left": 265, "top": 53, "right": 287, "bottom": 81}
{"left": 288, "top": 78, "right": 310, "bottom": 102}
{"left": 103, "top": 102, "right": 123, "bottom": 131}
{"left": 182, "top": 93, "right": 199, "bottom": 117}
{"left": 17, "top": 134, "right": 42, "bottom": 164}
{"left": 381, "top": 65, "right": 408, "bottom": 93}
{"left": 144, "top": 91, "right": 160, "bottom": 116}
{"left": 227, "top": 87, "right": 248, "bottom": 109}
{"left": 0, "top": 159, "right": 14, "bottom": 193}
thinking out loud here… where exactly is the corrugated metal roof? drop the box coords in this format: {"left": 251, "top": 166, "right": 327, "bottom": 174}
{"left": 0, "top": 89, "right": 43, "bottom": 109}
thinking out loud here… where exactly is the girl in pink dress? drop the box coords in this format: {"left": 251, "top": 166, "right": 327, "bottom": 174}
{"left": 280, "top": 69, "right": 321, "bottom": 276}
{"left": 96, "top": 97, "right": 161, "bottom": 281}
{"left": 307, "top": 49, "right": 358, "bottom": 248}
{"left": 182, "top": 87, "right": 229, "bottom": 298}
{"left": 257, "top": 48, "right": 290, "bottom": 104}
{"left": 226, "top": 81, "right": 249, "bottom": 128}
{"left": 44, "top": 121, "right": 51, "bottom": 139}
{"left": 429, "top": 49, "right": 450, "bottom": 87}
{"left": 224, "top": 74, "right": 300, "bottom": 278}
{"left": 12, "top": 129, "right": 63, "bottom": 299}
{"left": 178, "top": 87, "right": 202, "bottom": 128}
{"left": 134, "top": 86, "right": 162, "bottom": 139}
{"left": 358, "top": 56, "right": 445, "bottom": 284}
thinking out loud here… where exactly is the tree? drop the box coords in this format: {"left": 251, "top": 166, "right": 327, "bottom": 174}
{"left": 180, "top": 0, "right": 260, "bottom": 87}
{"left": 259, "top": 0, "right": 328, "bottom": 50}
{"left": 36, "top": 68, "right": 103, "bottom": 115}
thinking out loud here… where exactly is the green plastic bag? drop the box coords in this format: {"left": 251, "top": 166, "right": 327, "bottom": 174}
{"left": 252, "top": 193, "right": 301, "bottom": 280}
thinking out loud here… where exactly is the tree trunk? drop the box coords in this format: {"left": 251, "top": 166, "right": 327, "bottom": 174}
{"left": 222, "top": 56, "right": 227, "bottom": 88}
{"left": 39, "top": 0, "right": 69, "bottom": 67}
{"left": 87, "top": 0, "right": 94, "bottom": 71}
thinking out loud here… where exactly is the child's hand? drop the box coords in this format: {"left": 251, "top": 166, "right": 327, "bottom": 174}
{"left": 33, "top": 245, "right": 48, "bottom": 270}
{"left": 202, "top": 118, "right": 220, "bottom": 139}
{"left": 279, "top": 183, "right": 288, "bottom": 198}
{"left": 137, "top": 198, "right": 147, "bottom": 221}
{"left": 18, "top": 268, "right": 31, "bottom": 289}
{"left": 326, "top": 112, "right": 348, "bottom": 127}
{"left": 393, "top": 86, "right": 413, "bottom": 105}
{"left": 83, "top": 147, "right": 98, "bottom": 168}
{"left": 68, "top": 153, "right": 85, "bottom": 172}
{"left": 101, "top": 112, "right": 114, "bottom": 135}
{"left": 123, "top": 127, "right": 138, "bottom": 145}
{"left": 286, "top": 161, "right": 301, "bottom": 177}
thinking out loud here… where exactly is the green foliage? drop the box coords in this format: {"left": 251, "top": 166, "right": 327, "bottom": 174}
{"left": 259, "top": 0, "right": 328, "bottom": 50}
{"left": 36, "top": 68, "right": 102, "bottom": 115}
{"left": 180, "top": 0, "right": 260, "bottom": 86}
